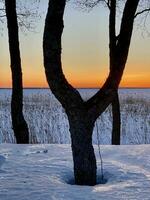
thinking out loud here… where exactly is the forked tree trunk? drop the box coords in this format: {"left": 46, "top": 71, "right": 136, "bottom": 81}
{"left": 43, "top": 0, "right": 139, "bottom": 185}
{"left": 112, "top": 90, "right": 121, "bottom": 145}
{"left": 5, "top": 0, "right": 29, "bottom": 143}
{"left": 68, "top": 111, "right": 96, "bottom": 185}
{"left": 43, "top": 0, "right": 97, "bottom": 185}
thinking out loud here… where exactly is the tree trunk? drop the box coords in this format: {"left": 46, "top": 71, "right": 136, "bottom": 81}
{"left": 43, "top": 0, "right": 97, "bottom": 185}
{"left": 112, "top": 90, "right": 121, "bottom": 145}
{"left": 5, "top": 0, "right": 29, "bottom": 144}
{"left": 43, "top": 0, "right": 140, "bottom": 186}
{"left": 68, "top": 112, "right": 97, "bottom": 186}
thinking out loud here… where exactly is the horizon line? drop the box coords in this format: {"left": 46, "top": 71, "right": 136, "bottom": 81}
{"left": 0, "top": 87, "right": 150, "bottom": 89}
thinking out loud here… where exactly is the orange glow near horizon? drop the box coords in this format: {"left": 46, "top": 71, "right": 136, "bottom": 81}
{"left": 1, "top": 64, "right": 150, "bottom": 88}
{"left": 1, "top": 4, "right": 150, "bottom": 89}
{"left": 1, "top": 81, "right": 150, "bottom": 88}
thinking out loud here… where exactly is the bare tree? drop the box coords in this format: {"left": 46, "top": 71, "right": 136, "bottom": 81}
{"left": 43, "top": 0, "right": 147, "bottom": 185}
{"left": 3, "top": 0, "right": 40, "bottom": 143}
{"left": 1, "top": 0, "right": 40, "bottom": 30}
{"left": 5, "top": 0, "right": 29, "bottom": 143}
{"left": 75, "top": 0, "right": 150, "bottom": 145}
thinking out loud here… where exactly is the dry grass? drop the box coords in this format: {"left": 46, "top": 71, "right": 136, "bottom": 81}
{"left": 0, "top": 90, "right": 150, "bottom": 144}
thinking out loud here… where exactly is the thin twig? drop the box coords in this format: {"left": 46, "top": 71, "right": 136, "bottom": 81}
{"left": 134, "top": 8, "right": 150, "bottom": 18}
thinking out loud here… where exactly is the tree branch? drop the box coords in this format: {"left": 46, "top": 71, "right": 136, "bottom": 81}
{"left": 76, "top": 0, "right": 110, "bottom": 10}
{"left": 109, "top": 0, "right": 116, "bottom": 71}
{"left": 0, "top": 0, "right": 41, "bottom": 31}
{"left": 104, "top": 0, "right": 110, "bottom": 9}
{"left": 85, "top": 0, "right": 140, "bottom": 121}
{"left": 134, "top": 8, "right": 150, "bottom": 18}
{"left": 116, "top": 0, "right": 140, "bottom": 69}
{"left": 43, "top": 0, "right": 84, "bottom": 111}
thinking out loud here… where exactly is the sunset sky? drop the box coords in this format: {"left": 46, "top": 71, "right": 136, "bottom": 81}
{"left": 1, "top": 0, "right": 150, "bottom": 88}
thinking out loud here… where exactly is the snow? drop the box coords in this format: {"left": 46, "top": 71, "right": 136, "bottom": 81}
{"left": 1, "top": 144, "right": 150, "bottom": 200}
{"left": 0, "top": 88, "right": 150, "bottom": 199}
{"left": 0, "top": 155, "right": 5, "bottom": 168}
{"left": 0, "top": 88, "right": 150, "bottom": 144}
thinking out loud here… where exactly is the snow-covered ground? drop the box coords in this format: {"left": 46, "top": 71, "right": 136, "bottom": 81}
{"left": 0, "top": 144, "right": 150, "bottom": 200}
{"left": 0, "top": 88, "right": 150, "bottom": 144}
{"left": 0, "top": 89, "right": 150, "bottom": 199}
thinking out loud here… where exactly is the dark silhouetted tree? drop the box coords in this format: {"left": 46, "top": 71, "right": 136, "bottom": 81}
{"left": 76, "top": 0, "right": 150, "bottom": 145}
{"left": 3, "top": 0, "right": 40, "bottom": 143}
{"left": 43, "top": 0, "right": 147, "bottom": 185}
{"left": 5, "top": 0, "right": 29, "bottom": 143}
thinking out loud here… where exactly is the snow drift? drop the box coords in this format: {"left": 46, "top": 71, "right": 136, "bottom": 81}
{"left": 0, "top": 144, "right": 150, "bottom": 200}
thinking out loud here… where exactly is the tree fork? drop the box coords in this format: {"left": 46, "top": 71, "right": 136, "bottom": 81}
{"left": 43, "top": 0, "right": 140, "bottom": 185}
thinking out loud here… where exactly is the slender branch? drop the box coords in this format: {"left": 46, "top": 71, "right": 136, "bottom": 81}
{"left": 77, "top": 0, "right": 110, "bottom": 10}
{"left": 116, "top": 0, "right": 140, "bottom": 69}
{"left": 86, "top": 0, "right": 140, "bottom": 121}
{"left": 104, "top": 0, "right": 110, "bottom": 9}
{"left": 109, "top": 0, "right": 116, "bottom": 71}
{"left": 134, "top": 8, "right": 150, "bottom": 18}
{"left": 0, "top": 0, "right": 41, "bottom": 31}
{"left": 101, "top": 0, "right": 111, "bottom": 9}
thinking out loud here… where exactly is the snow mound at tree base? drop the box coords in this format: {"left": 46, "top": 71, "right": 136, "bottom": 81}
{"left": 0, "top": 144, "right": 150, "bottom": 200}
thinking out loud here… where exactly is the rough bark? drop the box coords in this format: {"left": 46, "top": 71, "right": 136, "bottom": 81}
{"left": 5, "top": 0, "right": 29, "bottom": 144}
{"left": 112, "top": 90, "right": 121, "bottom": 145}
{"left": 43, "top": 0, "right": 139, "bottom": 185}
{"left": 68, "top": 110, "right": 97, "bottom": 185}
